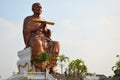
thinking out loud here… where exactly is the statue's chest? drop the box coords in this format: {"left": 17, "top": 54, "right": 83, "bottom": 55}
{"left": 29, "top": 21, "right": 42, "bottom": 27}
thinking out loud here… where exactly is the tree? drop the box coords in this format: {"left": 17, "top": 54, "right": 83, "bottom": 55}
{"left": 68, "top": 59, "right": 87, "bottom": 80}
{"left": 112, "top": 61, "right": 120, "bottom": 77}
{"left": 57, "top": 54, "right": 69, "bottom": 74}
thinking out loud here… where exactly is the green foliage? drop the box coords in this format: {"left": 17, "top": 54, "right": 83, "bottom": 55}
{"left": 68, "top": 59, "right": 87, "bottom": 79}
{"left": 31, "top": 51, "right": 51, "bottom": 63}
{"left": 99, "top": 78, "right": 105, "bottom": 80}
{"left": 57, "top": 54, "right": 69, "bottom": 63}
{"left": 110, "top": 77, "right": 120, "bottom": 80}
{"left": 57, "top": 54, "right": 69, "bottom": 74}
{"left": 31, "top": 51, "right": 51, "bottom": 71}
{"left": 112, "top": 61, "right": 120, "bottom": 75}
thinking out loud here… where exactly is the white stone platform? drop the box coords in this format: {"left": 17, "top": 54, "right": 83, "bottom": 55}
{"left": 7, "top": 72, "right": 56, "bottom": 80}
{"left": 17, "top": 47, "right": 34, "bottom": 74}
{"left": 7, "top": 47, "right": 56, "bottom": 80}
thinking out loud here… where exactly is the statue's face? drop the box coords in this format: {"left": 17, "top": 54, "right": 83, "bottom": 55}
{"left": 32, "top": 3, "right": 42, "bottom": 15}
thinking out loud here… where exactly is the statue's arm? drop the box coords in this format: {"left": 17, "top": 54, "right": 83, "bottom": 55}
{"left": 23, "top": 18, "right": 31, "bottom": 37}
{"left": 23, "top": 17, "right": 41, "bottom": 33}
{"left": 23, "top": 17, "right": 31, "bottom": 46}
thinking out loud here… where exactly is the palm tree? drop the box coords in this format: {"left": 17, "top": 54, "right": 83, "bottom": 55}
{"left": 57, "top": 54, "right": 69, "bottom": 74}
{"left": 112, "top": 61, "right": 120, "bottom": 77}
{"left": 68, "top": 59, "right": 87, "bottom": 80}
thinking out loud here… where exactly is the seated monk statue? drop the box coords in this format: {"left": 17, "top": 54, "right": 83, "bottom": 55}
{"left": 23, "top": 2, "right": 60, "bottom": 73}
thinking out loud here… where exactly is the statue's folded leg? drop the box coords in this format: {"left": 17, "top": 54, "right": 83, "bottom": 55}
{"left": 48, "top": 41, "right": 60, "bottom": 73}
{"left": 30, "top": 37, "right": 44, "bottom": 71}
{"left": 30, "top": 37, "right": 44, "bottom": 58}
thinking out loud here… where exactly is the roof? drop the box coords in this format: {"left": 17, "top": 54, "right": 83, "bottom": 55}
{"left": 96, "top": 74, "right": 109, "bottom": 80}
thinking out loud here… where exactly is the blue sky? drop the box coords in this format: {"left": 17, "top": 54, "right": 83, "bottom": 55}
{"left": 0, "top": 0, "right": 120, "bottom": 79}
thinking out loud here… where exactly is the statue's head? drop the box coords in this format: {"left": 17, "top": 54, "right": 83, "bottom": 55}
{"left": 32, "top": 3, "right": 42, "bottom": 15}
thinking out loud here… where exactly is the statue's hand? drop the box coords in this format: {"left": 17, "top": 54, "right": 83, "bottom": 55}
{"left": 41, "top": 21, "right": 46, "bottom": 27}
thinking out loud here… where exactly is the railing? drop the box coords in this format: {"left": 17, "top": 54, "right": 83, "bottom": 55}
{"left": 25, "top": 72, "right": 45, "bottom": 75}
{"left": 7, "top": 73, "right": 24, "bottom": 80}
{"left": 46, "top": 73, "right": 57, "bottom": 80}
{"left": 24, "top": 72, "right": 46, "bottom": 79}
{"left": 25, "top": 72, "right": 57, "bottom": 80}
{"left": 7, "top": 72, "right": 57, "bottom": 80}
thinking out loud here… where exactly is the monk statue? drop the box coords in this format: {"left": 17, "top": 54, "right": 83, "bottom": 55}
{"left": 23, "top": 2, "right": 60, "bottom": 73}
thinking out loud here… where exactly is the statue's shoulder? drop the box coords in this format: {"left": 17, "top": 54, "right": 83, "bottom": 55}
{"left": 24, "top": 16, "right": 33, "bottom": 21}
{"left": 40, "top": 17, "right": 45, "bottom": 21}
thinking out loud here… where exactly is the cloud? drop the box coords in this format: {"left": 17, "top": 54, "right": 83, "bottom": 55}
{"left": 0, "top": 18, "right": 23, "bottom": 78}
{"left": 57, "top": 16, "right": 120, "bottom": 76}
{"left": 0, "top": 18, "right": 21, "bottom": 41}
{"left": 98, "top": 16, "right": 120, "bottom": 39}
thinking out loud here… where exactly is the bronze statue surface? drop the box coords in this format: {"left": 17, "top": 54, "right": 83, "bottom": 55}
{"left": 23, "top": 3, "right": 60, "bottom": 73}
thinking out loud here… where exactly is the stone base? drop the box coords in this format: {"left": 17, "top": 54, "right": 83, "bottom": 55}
{"left": 17, "top": 47, "right": 35, "bottom": 74}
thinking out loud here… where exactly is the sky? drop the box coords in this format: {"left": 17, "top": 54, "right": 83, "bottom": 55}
{"left": 0, "top": 0, "right": 120, "bottom": 79}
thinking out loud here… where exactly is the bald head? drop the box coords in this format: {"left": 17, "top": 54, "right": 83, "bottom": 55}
{"left": 32, "top": 3, "right": 42, "bottom": 15}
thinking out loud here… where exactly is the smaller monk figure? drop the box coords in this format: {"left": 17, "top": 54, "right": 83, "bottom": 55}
{"left": 23, "top": 2, "right": 60, "bottom": 73}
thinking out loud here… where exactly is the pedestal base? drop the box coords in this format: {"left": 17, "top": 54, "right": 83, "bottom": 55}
{"left": 17, "top": 47, "right": 35, "bottom": 74}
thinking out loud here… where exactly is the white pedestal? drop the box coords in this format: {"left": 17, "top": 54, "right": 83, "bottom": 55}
{"left": 8, "top": 48, "right": 57, "bottom": 80}
{"left": 17, "top": 47, "right": 34, "bottom": 74}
